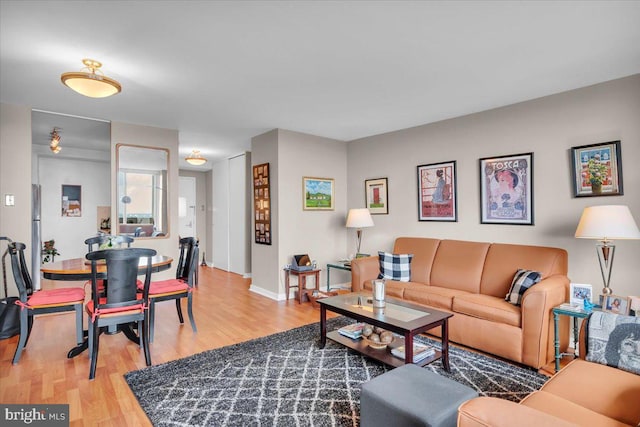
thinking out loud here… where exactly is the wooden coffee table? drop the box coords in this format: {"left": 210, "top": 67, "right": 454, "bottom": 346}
{"left": 318, "top": 292, "right": 453, "bottom": 371}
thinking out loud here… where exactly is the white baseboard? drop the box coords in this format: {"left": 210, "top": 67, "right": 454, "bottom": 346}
{"left": 249, "top": 284, "right": 282, "bottom": 300}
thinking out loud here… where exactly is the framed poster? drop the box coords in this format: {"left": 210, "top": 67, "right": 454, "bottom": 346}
{"left": 61, "top": 184, "right": 82, "bottom": 217}
{"left": 571, "top": 141, "right": 623, "bottom": 197}
{"left": 479, "top": 152, "right": 533, "bottom": 225}
{"left": 417, "top": 161, "right": 457, "bottom": 221}
{"left": 253, "top": 163, "right": 271, "bottom": 245}
{"left": 303, "top": 177, "right": 334, "bottom": 210}
{"left": 365, "top": 177, "right": 388, "bottom": 215}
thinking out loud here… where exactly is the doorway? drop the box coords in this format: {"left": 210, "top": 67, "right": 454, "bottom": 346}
{"left": 179, "top": 176, "right": 197, "bottom": 239}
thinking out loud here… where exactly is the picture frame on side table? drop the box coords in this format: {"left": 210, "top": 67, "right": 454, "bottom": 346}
{"left": 570, "top": 283, "right": 593, "bottom": 306}
{"left": 570, "top": 141, "right": 623, "bottom": 197}
{"left": 365, "top": 177, "right": 388, "bottom": 215}
{"left": 417, "top": 161, "right": 457, "bottom": 221}
{"left": 479, "top": 152, "right": 533, "bottom": 225}
{"left": 303, "top": 177, "right": 334, "bottom": 211}
{"left": 602, "top": 294, "right": 631, "bottom": 315}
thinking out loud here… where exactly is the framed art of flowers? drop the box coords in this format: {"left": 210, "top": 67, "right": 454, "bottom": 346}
{"left": 417, "top": 161, "right": 457, "bottom": 221}
{"left": 571, "top": 141, "right": 623, "bottom": 197}
{"left": 479, "top": 152, "right": 533, "bottom": 225}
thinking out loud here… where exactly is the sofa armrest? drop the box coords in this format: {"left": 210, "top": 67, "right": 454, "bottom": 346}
{"left": 458, "top": 397, "right": 576, "bottom": 427}
{"left": 520, "top": 274, "right": 570, "bottom": 368}
{"left": 350, "top": 256, "right": 379, "bottom": 291}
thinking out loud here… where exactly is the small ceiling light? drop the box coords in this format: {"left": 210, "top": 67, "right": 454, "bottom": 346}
{"left": 61, "top": 59, "right": 122, "bottom": 98}
{"left": 185, "top": 150, "right": 207, "bottom": 166}
{"left": 50, "top": 128, "right": 62, "bottom": 154}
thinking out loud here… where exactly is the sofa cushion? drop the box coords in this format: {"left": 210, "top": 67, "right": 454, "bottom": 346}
{"left": 505, "top": 269, "right": 542, "bottom": 306}
{"left": 586, "top": 311, "right": 640, "bottom": 375}
{"left": 378, "top": 251, "right": 413, "bottom": 282}
{"left": 479, "top": 243, "right": 568, "bottom": 298}
{"left": 403, "top": 285, "right": 470, "bottom": 311}
{"left": 453, "top": 294, "right": 521, "bottom": 327}
{"left": 393, "top": 237, "right": 440, "bottom": 285}
{"left": 430, "top": 240, "right": 489, "bottom": 293}
{"left": 540, "top": 358, "right": 640, "bottom": 426}
{"left": 521, "top": 390, "right": 631, "bottom": 427}
{"left": 363, "top": 279, "right": 411, "bottom": 299}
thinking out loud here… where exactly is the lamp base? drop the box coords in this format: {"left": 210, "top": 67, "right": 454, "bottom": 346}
{"left": 602, "top": 287, "right": 613, "bottom": 296}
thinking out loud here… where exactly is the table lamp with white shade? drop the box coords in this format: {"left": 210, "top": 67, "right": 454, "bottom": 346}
{"left": 575, "top": 205, "right": 640, "bottom": 296}
{"left": 346, "top": 208, "right": 374, "bottom": 257}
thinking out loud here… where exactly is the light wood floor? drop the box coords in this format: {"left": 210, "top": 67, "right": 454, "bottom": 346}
{"left": 0, "top": 267, "right": 329, "bottom": 426}
{"left": 0, "top": 267, "right": 565, "bottom": 426}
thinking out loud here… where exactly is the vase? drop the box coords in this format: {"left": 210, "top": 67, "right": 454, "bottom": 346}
{"left": 591, "top": 182, "right": 602, "bottom": 194}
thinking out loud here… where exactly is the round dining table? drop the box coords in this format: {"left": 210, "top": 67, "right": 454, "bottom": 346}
{"left": 41, "top": 254, "right": 173, "bottom": 281}
{"left": 40, "top": 254, "right": 173, "bottom": 358}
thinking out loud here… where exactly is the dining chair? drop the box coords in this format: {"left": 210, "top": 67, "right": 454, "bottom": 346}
{"left": 85, "top": 247, "right": 156, "bottom": 380}
{"left": 8, "top": 242, "right": 85, "bottom": 364}
{"left": 141, "top": 237, "right": 198, "bottom": 342}
{"left": 85, "top": 234, "right": 134, "bottom": 252}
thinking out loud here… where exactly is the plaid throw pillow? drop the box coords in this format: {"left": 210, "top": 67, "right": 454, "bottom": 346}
{"left": 505, "top": 269, "right": 541, "bottom": 306}
{"left": 378, "top": 251, "right": 413, "bottom": 282}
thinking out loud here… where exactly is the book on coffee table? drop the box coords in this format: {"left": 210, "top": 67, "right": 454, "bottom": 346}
{"left": 337, "top": 323, "right": 365, "bottom": 339}
{"left": 391, "top": 343, "right": 435, "bottom": 362}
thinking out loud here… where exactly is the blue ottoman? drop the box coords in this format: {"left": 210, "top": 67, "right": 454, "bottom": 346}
{"left": 360, "top": 364, "right": 478, "bottom": 427}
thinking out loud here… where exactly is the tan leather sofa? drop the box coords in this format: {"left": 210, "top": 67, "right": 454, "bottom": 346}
{"left": 458, "top": 319, "right": 640, "bottom": 426}
{"left": 350, "top": 237, "right": 570, "bottom": 369}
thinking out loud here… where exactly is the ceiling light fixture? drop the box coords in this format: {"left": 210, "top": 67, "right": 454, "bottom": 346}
{"left": 60, "top": 59, "right": 122, "bottom": 98}
{"left": 185, "top": 150, "right": 207, "bottom": 166}
{"left": 50, "top": 128, "right": 62, "bottom": 154}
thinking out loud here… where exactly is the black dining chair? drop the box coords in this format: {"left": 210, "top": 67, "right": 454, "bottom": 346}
{"left": 85, "top": 247, "right": 156, "bottom": 380}
{"left": 140, "top": 237, "right": 198, "bottom": 342}
{"left": 85, "top": 234, "right": 134, "bottom": 252}
{"left": 8, "top": 242, "right": 85, "bottom": 364}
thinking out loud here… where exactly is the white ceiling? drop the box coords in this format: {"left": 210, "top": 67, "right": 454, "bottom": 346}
{"left": 2, "top": 1, "right": 639, "bottom": 169}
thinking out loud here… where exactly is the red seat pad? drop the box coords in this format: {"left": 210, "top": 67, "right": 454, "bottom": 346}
{"left": 148, "top": 279, "right": 189, "bottom": 295}
{"left": 85, "top": 299, "right": 144, "bottom": 317}
{"left": 27, "top": 287, "right": 85, "bottom": 307}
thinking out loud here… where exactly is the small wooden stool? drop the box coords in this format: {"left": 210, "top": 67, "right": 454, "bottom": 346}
{"left": 284, "top": 268, "right": 321, "bottom": 303}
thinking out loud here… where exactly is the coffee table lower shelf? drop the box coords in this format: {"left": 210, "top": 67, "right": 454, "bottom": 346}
{"left": 326, "top": 330, "right": 442, "bottom": 368}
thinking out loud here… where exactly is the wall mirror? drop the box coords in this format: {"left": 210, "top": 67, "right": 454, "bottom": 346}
{"left": 116, "top": 144, "right": 169, "bottom": 238}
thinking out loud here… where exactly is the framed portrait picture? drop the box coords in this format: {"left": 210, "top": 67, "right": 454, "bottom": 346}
{"left": 602, "top": 294, "right": 630, "bottom": 315}
{"left": 365, "top": 177, "right": 388, "bottom": 215}
{"left": 479, "top": 152, "right": 533, "bottom": 225}
{"left": 253, "top": 163, "right": 271, "bottom": 244}
{"left": 571, "top": 141, "right": 623, "bottom": 197}
{"left": 303, "top": 177, "right": 334, "bottom": 210}
{"left": 61, "top": 184, "right": 82, "bottom": 217}
{"left": 417, "top": 161, "right": 457, "bottom": 221}
{"left": 570, "top": 283, "right": 593, "bottom": 306}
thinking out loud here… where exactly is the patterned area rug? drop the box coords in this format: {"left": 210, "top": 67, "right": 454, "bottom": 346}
{"left": 125, "top": 318, "right": 547, "bottom": 426}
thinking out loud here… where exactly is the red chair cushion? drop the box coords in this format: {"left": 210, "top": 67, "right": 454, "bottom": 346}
{"left": 85, "top": 298, "right": 144, "bottom": 317}
{"left": 148, "top": 279, "right": 189, "bottom": 295}
{"left": 27, "top": 287, "right": 85, "bottom": 307}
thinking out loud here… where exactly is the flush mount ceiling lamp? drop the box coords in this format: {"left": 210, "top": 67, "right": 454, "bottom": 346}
{"left": 185, "top": 150, "right": 207, "bottom": 166}
{"left": 50, "top": 128, "right": 62, "bottom": 154}
{"left": 60, "top": 59, "right": 122, "bottom": 98}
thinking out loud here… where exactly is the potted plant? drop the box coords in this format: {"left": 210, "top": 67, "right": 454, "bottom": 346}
{"left": 42, "top": 240, "right": 60, "bottom": 263}
{"left": 587, "top": 154, "right": 608, "bottom": 194}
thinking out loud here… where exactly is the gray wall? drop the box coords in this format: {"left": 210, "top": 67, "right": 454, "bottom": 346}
{"left": 347, "top": 74, "right": 640, "bottom": 298}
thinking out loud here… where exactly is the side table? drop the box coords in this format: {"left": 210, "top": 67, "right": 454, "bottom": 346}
{"left": 552, "top": 305, "right": 592, "bottom": 372}
{"left": 284, "top": 268, "right": 321, "bottom": 303}
{"left": 326, "top": 261, "right": 351, "bottom": 291}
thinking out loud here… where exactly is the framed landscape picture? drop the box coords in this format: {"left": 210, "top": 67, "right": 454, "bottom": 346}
{"left": 365, "top": 177, "right": 388, "bottom": 215}
{"left": 303, "top": 177, "right": 334, "bottom": 210}
{"left": 479, "top": 152, "right": 533, "bottom": 225}
{"left": 571, "top": 141, "right": 623, "bottom": 197}
{"left": 417, "top": 161, "right": 457, "bottom": 221}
